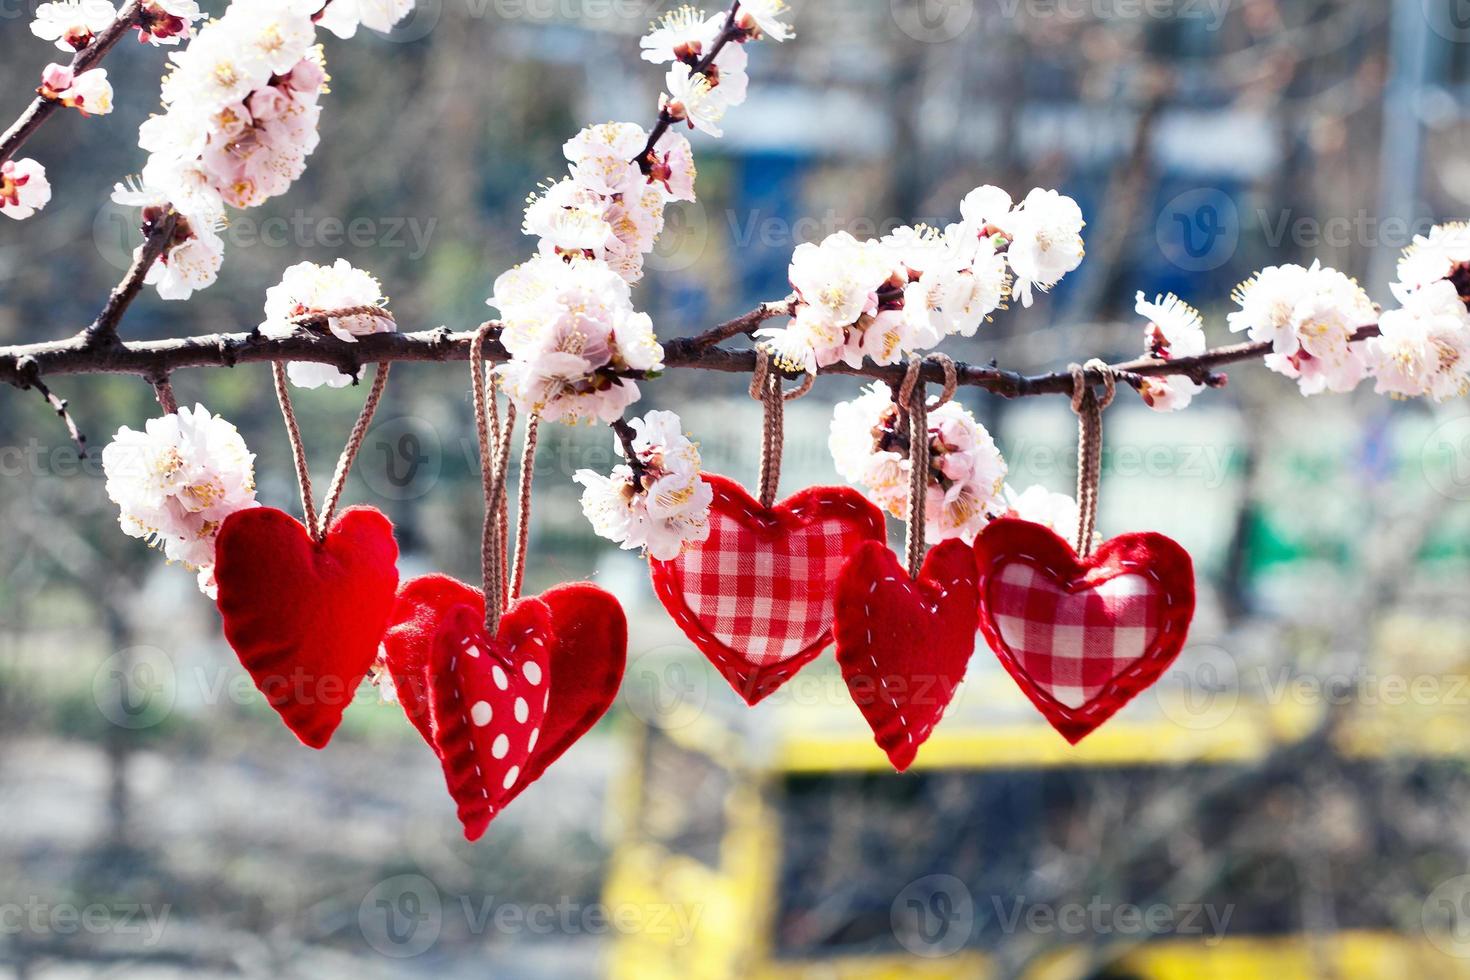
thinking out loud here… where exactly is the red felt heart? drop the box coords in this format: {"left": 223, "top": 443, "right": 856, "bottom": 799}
{"left": 426, "top": 599, "right": 553, "bottom": 841}
{"left": 833, "top": 539, "right": 979, "bottom": 772}
{"left": 214, "top": 506, "right": 400, "bottom": 749}
{"left": 650, "top": 474, "right": 886, "bottom": 704}
{"left": 973, "top": 517, "right": 1196, "bottom": 744}
{"left": 382, "top": 575, "right": 626, "bottom": 835}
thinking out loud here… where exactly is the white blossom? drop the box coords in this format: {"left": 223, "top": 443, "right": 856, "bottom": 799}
{"left": 40, "top": 63, "right": 113, "bottom": 116}
{"left": 1229, "top": 261, "right": 1377, "bottom": 395}
{"left": 30, "top": 0, "right": 116, "bottom": 51}
{"left": 0, "top": 159, "right": 52, "bottom": 220}
{"left": 259, "top": 260, "right": 395, "bottom": 389}
{"left": 1395, "top": 222, "right": 1470, "bottom": 300}
{"left": 1135, "top": 291, "right": 1206, "bottom": 412}
{"left": 736, "top": 0, "right": 793, "bottom": 41}
{"left": 315, "top": 0, "right": 416, "bottom": 38}
{"left": 662, "top": 64, "right": 728, "bottom": 137}
{"left": 102, "top": 404, "right": 258, "bottom": 595}
{"left": 996, "top": 188, "right": 1085, "bottom": 307}
{"left": 574, "top": 411, "right": 712, "bottom": 561}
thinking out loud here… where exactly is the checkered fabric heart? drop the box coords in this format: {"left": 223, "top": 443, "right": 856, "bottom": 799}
{"left": 974, "top": 517, "right": 1196, "bottom": 744}
{"left": 651, "top": 474, "right": 886, "bottom": 704}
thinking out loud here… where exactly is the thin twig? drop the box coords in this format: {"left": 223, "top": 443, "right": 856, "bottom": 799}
{"left": 611, "top": 418, "right": 649, "bottom": 490}
{"left": 635, "top": 0, "right": 744, "bottom": 171}
{"left": 24, "top": 371, "right": 87, "bottom": 458}
{"left": 0, "top": 0, "right": 145, "bottom": 166}
{"left": 88, "top": 210, "right": 179, "bottom": 343}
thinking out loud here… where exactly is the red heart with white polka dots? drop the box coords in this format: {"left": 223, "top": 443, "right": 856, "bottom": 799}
{"left": 427, "top": 599, "right": 552, "bottom": 840}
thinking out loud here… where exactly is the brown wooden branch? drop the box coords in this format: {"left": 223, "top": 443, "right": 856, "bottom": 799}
{"left": 0, "top": 0, "right": 145, "bottom": 166}
{"left": 88, "top": 209, "right": 178, "bottom": 342}
{"left": 0, "top": 303, "right": 1379, "bottom": 401}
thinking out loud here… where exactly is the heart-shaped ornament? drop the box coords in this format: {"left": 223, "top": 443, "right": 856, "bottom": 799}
{"left": 382, "top": 575, "right": 626, "bottom": 834}
{"left": 650, "top": 474, "right": 886, "bottom": 704}
{"left": 424, "top": 599, "right": 553, "bottom": 841}
{"left": 833, "top": 539, "right": 979, "bottom": 771}
{"left": 973, "top": 517, "right": 1196, "bottom": 744}
{"left": 214, "top": 506, "right": 400, "bottom": 749}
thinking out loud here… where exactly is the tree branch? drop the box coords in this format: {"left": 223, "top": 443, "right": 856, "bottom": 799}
{"left": 0, "top": 0, "right": 145, "bottom": 167}
{"left": 88, "top": 209, "right": 178, "bottom": 342}
{"left": 0, "top": 302, "right": 1379, "bottom": 401}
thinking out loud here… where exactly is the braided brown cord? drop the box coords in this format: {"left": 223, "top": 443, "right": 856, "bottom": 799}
{"left": 153, "top": 378, "right": 178, "bottom": 415}
{"left": 289, "top": 305, "right": 396, "bottom": 326}
{"left": 896, "top": 355, "right": 958, "bottom": 579}
{"left": 471, "top": 321, "right": 510, "bottom": 633}
{"left": 272, "top": 362, "right": 321, "bottom": 540}
{"left": 271, "top": 360, "right": 392, "bottom": 543}
{"left": 1069, "top": 359, "right": 1117, "bottom": 557}
{"left": 318, "top": 362, "right": 391, "bottom": 533}
{"left": 509, "top": 414, "right": 540, "bottom": 601}
{"left": 749, "top": 347, "right": 814, "bottom": 508}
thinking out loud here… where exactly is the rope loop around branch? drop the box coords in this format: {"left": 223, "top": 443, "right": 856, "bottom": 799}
{"left": 749, "top": 347, "right": 814, "bottom": 508}
{"left": 1068, "top": 358, "right": 1116, "bottom": 558}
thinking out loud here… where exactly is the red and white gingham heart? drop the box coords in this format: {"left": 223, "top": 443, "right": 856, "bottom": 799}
{"left": 651, "top": 474, "right": 886, "bottom": 704}
{"left": 427, "top": 600, "right": 552, "bottom": 841}
{"left": 989, "top": 562, "right": 1159, "bottom": 709}
{"left": 974, "top": 518, "right": 1196, "bottom": 744}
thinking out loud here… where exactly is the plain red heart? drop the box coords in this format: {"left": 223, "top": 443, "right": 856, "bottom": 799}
{"left": 214, "top": 506, "right": 400, "bottom": 749}
{"left": 973, "top": 517, "right": 1196, "bottom": 744}
{"left": 833, "top": 539, "right": 979, "bottom": 772}
{"left": 382, "top": 575, "right": 626, "bottom": 835}
{"left": 650, "top": 474, "right": 886, "bottom": 704}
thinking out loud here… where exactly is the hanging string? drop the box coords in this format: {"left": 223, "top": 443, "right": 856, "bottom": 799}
{"left": 471, "top": 321, "right": 513, "bottom": 634}
{"left": 289, "top": 306, "right": 396, "bottom": 328}
{"left": 748, "top": 347, "right": 815, "bottom": 509}
{"left": 271, "top": 359, "right": 391, "bottom": 543}
{"left": 153, "top": 377, "right": 178, "bottom": 415}
{"left": 509, "top": 414, "right": 540, "bottom": 602}
{"left": 1069, "top": 358, "right": 1117, "bottom": 558}
{"left": 896, "top": 354, "right": 958, "bottom": 580}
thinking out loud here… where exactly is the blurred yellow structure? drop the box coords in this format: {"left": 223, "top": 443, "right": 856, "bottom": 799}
{"left": 604, "top": 651, "right": 1470, "bottom": 980}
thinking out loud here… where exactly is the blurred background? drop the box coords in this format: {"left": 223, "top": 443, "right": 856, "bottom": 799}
{"left": 3, "top": 0, "right": 1470, "bottom": 976}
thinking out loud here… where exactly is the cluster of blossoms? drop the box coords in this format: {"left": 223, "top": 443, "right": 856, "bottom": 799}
{"left": 102, "top": 404, "right": 259, "bottom": 596}
{"left": 0, "top": 159, "right": 53, "bottom": 221}
{"left": 642, "top": 2, "right": 790, "bottom": 138}
{"left": 259, "top": 259, "right": 396, "bottom": 389}
{"left": 32, "top": 0, "right": 201, "bottom": 50}
{"left": 489, "top": 255, "right": 665, "bottom": 423}
{"left": 1365, "top": 224, "right": 1470, "bottom": 401}
{"left": 522, "top": 122, "right": 695, "bottom": 286}
{"left": 829, "top": 383, "right": 1008, "bottom": 543}
{"left": 574, "top": 411, "right": 713, "bottom": 561}
{"left": 758, "top": 185, "right": 1085, "bottom": 374}
{"left": 108, "top": 0, "right": 414, "bottom": 298}
{"left": 1226, "top": 228, "right": 1470, "bottom": 402}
